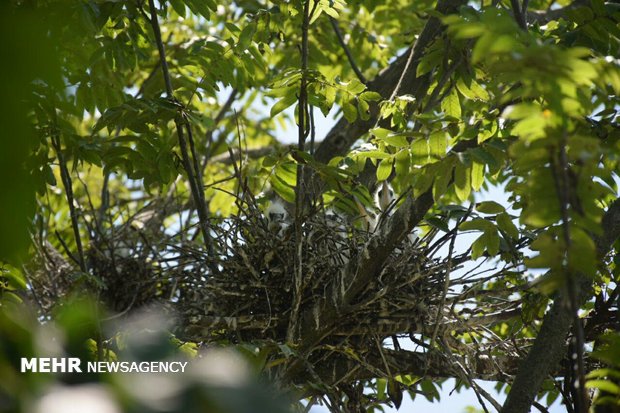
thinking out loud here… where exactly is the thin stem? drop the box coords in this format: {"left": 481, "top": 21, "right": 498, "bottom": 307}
{"left": 147, "top": 0, "right": 174, "bottom": 97}
{"left": 146, "top": 0, "right": 212, "bottom": 252}
{"left": 204, "top": 88, "right": 239, "bottom": 168}
{"left": 288, "top": 0, "right": 312, "bottom": 343}
{"left": 50, "top": 132, "right": 86, "bottom": 273}
{"left": 330, "top": 17, "right": 367, "bottom": 84}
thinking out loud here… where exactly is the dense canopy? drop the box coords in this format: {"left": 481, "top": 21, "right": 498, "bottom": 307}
{"left": 2, "top": 0, "right": 620, "bottom": 412}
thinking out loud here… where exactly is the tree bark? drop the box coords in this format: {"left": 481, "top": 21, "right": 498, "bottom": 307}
{"left": 501, "top": 199, "right": 620, "bottom": 413}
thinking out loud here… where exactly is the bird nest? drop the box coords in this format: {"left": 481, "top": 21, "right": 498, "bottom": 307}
{"left": 176, "top": 207, "right": 449, "bottom": 345}
{"left": 24, "top": 201, "right": 454, "bottom": 351}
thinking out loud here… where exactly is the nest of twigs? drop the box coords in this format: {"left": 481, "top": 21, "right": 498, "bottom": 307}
{"left": 176, "top": 206, "right": 449, "bottom": 344}
{"left": 26, "top": 212, "right": 176, "bottom": 314}
{"left": 25, "top": 200, "right": 455, "bottom": 351}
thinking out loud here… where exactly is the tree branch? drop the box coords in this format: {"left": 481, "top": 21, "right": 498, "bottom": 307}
{"left": 510, "top": 0, "right": 528, "bottom": 30}
{"left": 203, "top": 88, "right": 238, "bottom": 169}
{"left": 526, "top": 0, "right": 588, "bottom": 25}
{"left": 313, "top": 0, "right": 466, "bottom": 165}
{"left": 329, "top": 17, "right": 367, "bottom": 84}
{"left": 294, "top": 138, "right": 479, "bottom": 355}
{"left": 50, "top": 127, "right": 86, "bottom": 273}
{"left": 501, "top": 198, "right": 620, "bottom": 413}
{"left": 146, "top": 0, "right": 212, "bottom": 252}
{"left": 289, "top": 0, "right": 313, "bottom": 343}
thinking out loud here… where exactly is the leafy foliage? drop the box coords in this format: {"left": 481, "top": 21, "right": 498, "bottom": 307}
{"left": 2, "top": 0, "right": 620, "bottom": 412}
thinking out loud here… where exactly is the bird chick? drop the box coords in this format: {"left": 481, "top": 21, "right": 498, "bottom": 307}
{"left": 371, "top": 181, "right": 395, "bottom": 231}
{"left": 265, "top": 199, "right": 290, "bottom": 236}
{"left": 374, "top": 181, "right": 395, "bottom": 212}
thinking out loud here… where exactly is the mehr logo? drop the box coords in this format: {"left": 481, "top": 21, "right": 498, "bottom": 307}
{"left": 20, "top": 358, "right": 189, "bottom": 373}
{"left": 21, "top": 358, "right": 82, "bottom": 373}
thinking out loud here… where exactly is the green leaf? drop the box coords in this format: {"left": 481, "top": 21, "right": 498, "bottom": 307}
{"left": 323, "top": 5, "right": 339, "bottom": 19}
{"left": 476, "top": 201, "right": 505, "bottom": 214}
{"left": 569, "top": 227, "right": 597, "bottom": 277}
{"left": 468, "top": 79, "right": 490, "bottom": 101}
{"left": 371, "top": 127, "right": 391, "bottom": 139}
{"left": 471, "top": 231, "right": 490, "bottom": 260}
{"left": 441, "top": 87, "right": 461, "bottom": 119}
{"left": 169, "top": 0, "right": 186, "bottom": 17}
{"left": 360, "top": 91, "right": 382, "bottom": 101}
{"left": 457, "top": 77, "right": 490, "bottom": 101}
{"left": 342, "top": 101, "right": 358, "bottom": 122}
{"left": 585, "top": 380, "right": 620, "bottom": 394}
{"left": 357, "top": 98, "right": 370, "bottom": 120}
{"left": 525, "top": 233, "right": 564, "bottom": 271}
{"left": 324, "top": 85, "right": 337, "bottom": 107}
{"left": 413, "top": 165, "right": 435, "bottom": 197}
{"left": 344, "top": 78, "right": 366, "bottom": 94}
{"left": 376, "top": 157, "right": 394, "bottom": 181}
{"left": 429, "top": 131, "right": 447, "bottom": 159}
{"left": 270, "top": 94, "right": 297, "bottom": 117}
{"left": 497, "top": 212, "right": 519, "bottom": 239}
{"left": 454, "top": 161, "right": 471, "bottom": 202}
{"left": 451, "top": 22, "right": 486, "bottom": 39}
{"left": 426, "top": 216, "right": 450, "bottom": 232}
{"left": 238, "top": 22, "right": 256, "bottom": 50}
{"left": 460, "top": 218, "right": 494, "bottom": 232}
{"left": 355, "top": 150, "right": 391, "bottom": 160}
{"left": 270, "top": 174, "right": 295, "bottom": 203}
{"left": 388, "top": 378, "right": 403, "bottom": 409}
{"left": 394, "top": 149, "right": 410, "bottom": 176}
{"left": 411, "top": 138, "right": 429, "bottom": 165}
{"left": 420, "top": 379, "right": 440, "bottom": 402}
{"left": 372, "top": 128, "right": 409, "bottom": 148}
{"left": 417, "top": 48, "right": 443, "bottom": 77}
{"left": 471, "top": 160, "right": 485, "bottom": 191}
{"left": 433, "top": 157, "right": 454, "bottom": 200}
{"left": 377, "top": 378, "right": 388, "bottom": 401}
{"left": 486, "top": 227, "right": 500, "bottom": 256}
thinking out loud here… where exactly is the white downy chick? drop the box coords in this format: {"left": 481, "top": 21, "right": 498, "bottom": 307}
{"left": 265, "top": 199, "right": 290, "bottom": 236}
{"left": 372, "top": 182, "right": 418, "bottom": 244}
{"left": 374, "top": 181, "right": 395, "bottom": 212}
{"left": 408, "top": 229, "right": 420, "bottom": 245}
{"left": 372, "top": 181, "right": 395, "bottom": 231}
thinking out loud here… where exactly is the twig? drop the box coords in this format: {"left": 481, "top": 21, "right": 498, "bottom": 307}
{"left": 533, "top": 401, "right": 550, "bottom": 413}
{"left": 288, "top": 0, "right": 312, "bottom": 343}
{"left": 329, "top": 17, "right": 367, "bottom": 84}
{"left": 50, "top": 131, "right": 86, "bottom": 273}
{"left": 146, "top": 0, "right": 212, "bottom": 253}
{"left": 309, "top": 105, "right": 316, "bottom": 154}
{"left": 422, "top": 49, "right": 463, "bottom": 113}
{"left": 54, "top": 230, "right": 81, "bottom": 267}
{"left": 204, "top": 88, "right": 239, "bottom": 169}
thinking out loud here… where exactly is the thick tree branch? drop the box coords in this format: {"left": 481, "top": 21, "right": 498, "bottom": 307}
{"left": 294, "top": 138, "right": 479, "bottom": 355}
{"left": 501, "top": 199, "right": 620, "bottom": 413}
{"left": 526, "top": 0, "right": 588, "bottom": 25}
{"left": 313, "top": 0, "right": 467, "bottom": 165}
{"left": 510, "top": 0, "right": 528, "bottom": 30}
